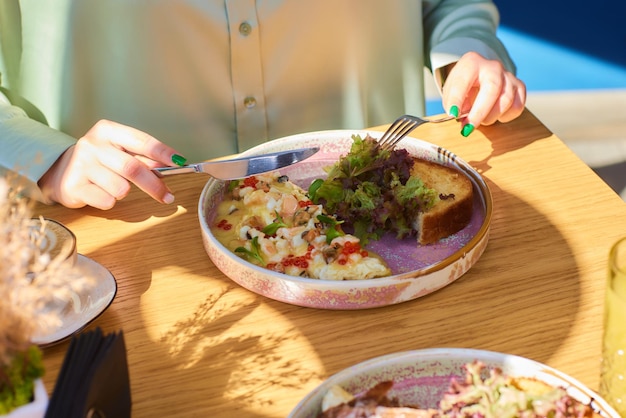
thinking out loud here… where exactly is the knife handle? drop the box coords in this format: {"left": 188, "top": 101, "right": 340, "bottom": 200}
{"left": 152, "top": 165, "right": 200, "bottom": 177}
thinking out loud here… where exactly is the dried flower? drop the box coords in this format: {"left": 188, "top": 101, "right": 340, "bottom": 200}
{"left": 0, "top": 175, "right": 94, "bottom": 367}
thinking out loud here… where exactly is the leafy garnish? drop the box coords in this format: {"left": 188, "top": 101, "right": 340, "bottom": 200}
{"left": 235, "top": 236, "right": 264, "bottom": 265}
{"left": 316, "top": 214, "right": 345, "bottom": 243}
{"left": 310, "top": 134, "right": 438, "bottom": 244}
{"left": 262, "top": 212, "right": 287, "bottom": 236}
{"left": 308, "top": 178, "right": 324, "bottom": 202}
{"left": 228, "top": 179, "right": 240, "bottom": 192}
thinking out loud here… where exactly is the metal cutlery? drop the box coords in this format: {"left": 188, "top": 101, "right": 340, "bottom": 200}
{"left": 153, "top": 147, "right": 319, "bottom": 180}
{"left": 378, "top": 113, "right": 467, "bottom": 151}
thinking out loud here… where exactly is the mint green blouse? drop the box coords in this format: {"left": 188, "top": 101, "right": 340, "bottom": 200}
{"left": 0, "top": 0, "right": 514, "bottom": 200}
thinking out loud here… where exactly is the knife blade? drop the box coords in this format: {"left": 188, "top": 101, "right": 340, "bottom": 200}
{"left": 153, "top": 147, "right": 319, "bottom": 180}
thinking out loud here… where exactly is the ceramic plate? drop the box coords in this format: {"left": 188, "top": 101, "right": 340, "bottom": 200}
{"left": 198, "top": 130, "right": 492, "bottom": 309}
{"left": 288, "top": 348, "right": 620, "bottom": 417}
{"left": 32, "top": 254, "right": 117, "bottom": 346}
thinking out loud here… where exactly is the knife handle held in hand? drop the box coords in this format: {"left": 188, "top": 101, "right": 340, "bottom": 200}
{"left": 153, "top": 165, "right": 200, "bottom": 177}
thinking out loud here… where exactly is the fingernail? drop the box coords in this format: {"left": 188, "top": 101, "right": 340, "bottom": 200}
{"left": 171, "top": 154, "right": 187, "bottom": 166}
{"left": 449, "top": 105, "right": 460, "bottom": 118}
{"left": 163, "top": 192, "right": 175, "bottom": 204}
{"left": 461, "top": 123, "right": 475, "bottom": 137}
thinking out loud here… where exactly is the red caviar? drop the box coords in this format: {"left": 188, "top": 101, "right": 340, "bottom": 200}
{"left": 341, "top": 241, "right": 362, "bottom": 255}
{"left": 242, "top": 176, "right": 258, "bottom": 189}
{"left": 216, "top": 219, "right": 232, "bottom": 230}
{"left": 337, "top": 241, "right": 368, "bottom": 265}
{"left": 278, "top": 245, "right": 314, "bottom": 270}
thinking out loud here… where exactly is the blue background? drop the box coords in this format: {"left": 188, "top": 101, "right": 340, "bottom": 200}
{"left": 426, "top": 0, "right": 626, "bottom": 114}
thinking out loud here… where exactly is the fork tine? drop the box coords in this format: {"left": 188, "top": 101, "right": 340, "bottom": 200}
{"left": 378, "top": 113, "right": 466, "bottom": 151}
{"left": 379, "top": 117, "right": 413, "bottom": 148}
{"left": 387, "top": 120, "right": 419, "bottom": 148}
{"left": 378, "top": 115, "right": 421, "bottom": 151}
{"left": 378, "top": 117, "right": 407, "bottom": 145}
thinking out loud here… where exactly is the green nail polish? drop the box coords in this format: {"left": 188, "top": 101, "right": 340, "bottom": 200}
{"left": 449, "top": 105, "right": 460, "bottom": 118}
{"left": 461, "top": 123, "right": 474, "bottom": 137}
{"left": 172, "top": 154, "right": 187, "bottom": 166}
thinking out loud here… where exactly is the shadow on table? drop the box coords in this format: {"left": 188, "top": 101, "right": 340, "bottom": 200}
{"left": 67, "top": 187, "right": 585, "bottom": 417}
{"left": 40, "top": 112, "right": 587, "bottom": 417}
{"left": 462, "top": 110, "right": 553, "bottom": 176}
{"left": 290, "top": 181, "right": 586, "bottom": 361}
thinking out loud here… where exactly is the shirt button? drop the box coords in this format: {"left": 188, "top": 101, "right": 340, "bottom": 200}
{"left": 243, "top": 96, "right": 257, "bottom": 109}
{"left": 239, "top": 21, "right": 252, "bottom": 36}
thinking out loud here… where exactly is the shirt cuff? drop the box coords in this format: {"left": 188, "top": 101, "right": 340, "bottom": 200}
{"left": 0, "top": 109, "right": 76, "bottom": 202}
{"left": 430, "top": 37, "right": 515, "bottom": 93}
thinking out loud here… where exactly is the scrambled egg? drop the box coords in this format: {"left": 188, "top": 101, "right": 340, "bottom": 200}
{"left": 211, "top": 172, "right": 390, "bottom": 280}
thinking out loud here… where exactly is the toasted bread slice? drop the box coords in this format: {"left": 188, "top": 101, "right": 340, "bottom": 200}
{"left": 410, "top": 159, "right": 473, "bottom": 245}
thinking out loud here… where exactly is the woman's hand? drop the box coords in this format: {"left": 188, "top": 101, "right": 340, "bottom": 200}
{"left": 38, "top": 119, "right": 186, "bottom": 210}
{"left": 442, "top": 51, "right": 527, "bottom": 136}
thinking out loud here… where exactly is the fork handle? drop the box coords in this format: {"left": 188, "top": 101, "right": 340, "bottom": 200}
{"left": 427, "top": 113, "right": 469, "bottom": 123}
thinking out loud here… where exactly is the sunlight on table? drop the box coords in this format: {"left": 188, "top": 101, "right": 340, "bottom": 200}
{"left": 140, "top": 269, "right": 326, "bottom": 415}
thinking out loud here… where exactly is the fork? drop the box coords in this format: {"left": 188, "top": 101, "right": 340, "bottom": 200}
{"left": 378, "top": 113, "right": 467, "bottom": 151}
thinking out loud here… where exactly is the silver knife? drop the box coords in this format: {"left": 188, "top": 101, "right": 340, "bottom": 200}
{"left": 153, "top": 147, "right": 319, "bottom": 180}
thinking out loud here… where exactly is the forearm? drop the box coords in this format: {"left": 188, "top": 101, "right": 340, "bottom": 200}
{"left": 0, "top": 98, "right": 76, "bottom": 201}
{"left": 423, "top": 0, "right": 516, "bottom": 88}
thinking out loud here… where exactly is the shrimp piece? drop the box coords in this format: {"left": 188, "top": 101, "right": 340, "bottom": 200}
{"left": 279, "top": 225, "right": 307, "bottom": 240}
{"left": 260, "top": 237, "right": 278, "bottom": 256}
{"left": 243, "top": 189, "right": 269, "bottom": 206}
{"left": 280, "top": 194, "right": 299, "bottom": 219}
{"left": 242, "top": 215, "right": 264, "bottom": 230}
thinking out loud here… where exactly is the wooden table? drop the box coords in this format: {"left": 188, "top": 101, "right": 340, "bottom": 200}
{"left": 37, "top": 109, "right": 626, "bottom": 417}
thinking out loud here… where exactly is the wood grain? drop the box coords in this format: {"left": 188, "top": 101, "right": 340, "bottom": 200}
{"left": 36, "top": 109, "right": 626, "bottom": 417}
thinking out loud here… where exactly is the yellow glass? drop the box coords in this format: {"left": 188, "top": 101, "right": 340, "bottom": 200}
{"left": 600, "top": 237, "right": 626, "bottom": 415}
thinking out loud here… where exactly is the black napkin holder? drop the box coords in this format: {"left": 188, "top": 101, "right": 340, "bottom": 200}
{"left": 45, "top": 327, "right": 131, "bottom": 418}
